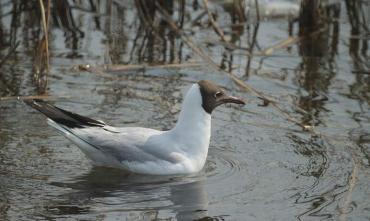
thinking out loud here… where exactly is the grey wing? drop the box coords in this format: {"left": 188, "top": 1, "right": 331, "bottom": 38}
{"left": 24, "top": 99, "right": 175, "bottom": 164}
{"left": 72, "top": 127, "right": 176, "bottom": 163}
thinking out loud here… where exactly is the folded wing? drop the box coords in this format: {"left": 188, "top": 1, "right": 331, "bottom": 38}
{"left": 24, "top": 99, "right": 105, "bottom": 128}
{"left": 25, "top": 99, "right": 175, "bottom": 167}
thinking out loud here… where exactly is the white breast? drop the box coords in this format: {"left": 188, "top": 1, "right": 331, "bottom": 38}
{"left": 120, "top": 84, "right": 212, "bottom": 175}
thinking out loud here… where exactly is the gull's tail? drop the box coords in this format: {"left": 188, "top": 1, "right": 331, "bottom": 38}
{"left": 24, "top": 99, "right": 113, "bottom": 165}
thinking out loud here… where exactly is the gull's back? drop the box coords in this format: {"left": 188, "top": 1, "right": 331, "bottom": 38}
{"left": 50, "top": 122, "right": 193, "bottom": 174}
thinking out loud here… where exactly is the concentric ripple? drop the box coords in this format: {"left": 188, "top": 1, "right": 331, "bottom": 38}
{"left": 203, "top": 149, "right": 243, "bottom": 182}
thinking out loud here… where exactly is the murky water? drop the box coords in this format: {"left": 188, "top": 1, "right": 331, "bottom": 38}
{"left": 0, "top": 1, "right": 369, "bottom": 220}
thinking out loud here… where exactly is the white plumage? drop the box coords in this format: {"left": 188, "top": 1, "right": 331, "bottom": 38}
{"left": 26, "top": 80, "right": 244, "bottom": 175}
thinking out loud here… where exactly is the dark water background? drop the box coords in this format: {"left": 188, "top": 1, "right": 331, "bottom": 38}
{"left": 0, "top": 0, "right": 369, "bottom": 220}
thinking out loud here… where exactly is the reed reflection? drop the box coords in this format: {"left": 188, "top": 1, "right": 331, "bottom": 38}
{"left": 296, "top": 1, "right": 340, "bottom": 126}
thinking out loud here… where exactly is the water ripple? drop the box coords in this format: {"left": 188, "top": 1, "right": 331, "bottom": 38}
{"left": 204, "top": 150, "right": 243, "bottom": 183}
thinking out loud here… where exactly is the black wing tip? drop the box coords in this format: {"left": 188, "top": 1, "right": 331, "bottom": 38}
{"left": 24, "top": 98, "right": 45, "bottom": 106}
{"left": 25, "top": 99, "right": 105, "bottom": 128}
{"left": 33, "top": 98, "right": 45, "bottom": 103}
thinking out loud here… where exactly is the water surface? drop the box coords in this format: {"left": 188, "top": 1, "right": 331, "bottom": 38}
{"left": 0, "top": 1, "right": 369, "bottom": 220}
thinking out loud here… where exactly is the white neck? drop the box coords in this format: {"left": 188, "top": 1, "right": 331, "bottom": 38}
{"left": 170, "top": 84, "right": 212, "bottom": 157}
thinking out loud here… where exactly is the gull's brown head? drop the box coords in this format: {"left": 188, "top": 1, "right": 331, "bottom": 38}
{"left": 197, "top": 80, "right": 245, "bottom": 114}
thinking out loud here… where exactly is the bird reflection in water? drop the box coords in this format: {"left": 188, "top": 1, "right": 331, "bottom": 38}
{"left": 48, "top": 167, "right": 209, "bottom": 220}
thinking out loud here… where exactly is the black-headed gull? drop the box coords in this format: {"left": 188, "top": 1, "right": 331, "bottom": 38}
{"left": 25, "top": 80, "right": 245, "bottom": 175}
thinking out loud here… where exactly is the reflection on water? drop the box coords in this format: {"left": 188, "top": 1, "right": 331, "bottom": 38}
{"left": 47, "top": 167, "right": 208, "bottom": 220}
{"left": 295, "top": 2, "right": 340, "bottom": 127}
{"left": 0, "top": 0, "right": 369, "bottom": 220}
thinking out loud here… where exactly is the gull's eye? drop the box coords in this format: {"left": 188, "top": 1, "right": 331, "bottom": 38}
{"left": 214, "top": 91, "right": 223, "bottom": 99}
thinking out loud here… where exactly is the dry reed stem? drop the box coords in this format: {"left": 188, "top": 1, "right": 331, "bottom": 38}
{"left": 0, "top": 95, "right": 67, "bottom": 102}
{"left": 204, "top": 36, "right": 299, "bottom": 57}
{"left": 203, "top": 0, "right": 227, "bottom": 42}
{"left": 258, "top": 26, "right": 327, "bottom": 56}
{"left": 203, "top": 39, "right": 250, "bottom": 51}
{"left": 245, "top": 24, "right": 259, "bottom": 76}
{"left": 155, "top": 2, "right": 315, "bottom": 133}
{"left": 134, "top": 0, "right": 165, "bottom": 40}
{"left": 191, "top": 10, "right": 207, "bottom": 26}
{"left": 0, "top": 42, "right": 20, "bottom": 67}
{"left": 339, "top": 157, "right": 360, "bottom": 221}
{"left": 259, "top": 37, "right": 299, "bottom": 55}
{"left": 39, "top": 0, "right": 50, "bottom": 71}
{"left": 255, "top": 0, "right": 260, "bottom": 22}
{"left": 76, "top": 63, "right": 202, "bottom": 74}
{"left": 105, "top": 62, "right": 203, "bottom": 72}
{"left": 203, "top": 17, "right": 325, "bottom": 57}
